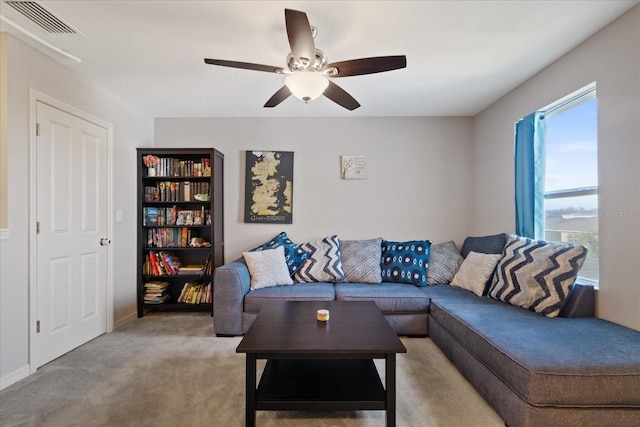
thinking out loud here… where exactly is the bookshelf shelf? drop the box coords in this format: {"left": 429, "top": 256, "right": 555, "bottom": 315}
{"left": 137, "top": 148, "right": 224, "bottom": 317}
{"left": 142, "top": 303, "right": 213, "bottom": 312}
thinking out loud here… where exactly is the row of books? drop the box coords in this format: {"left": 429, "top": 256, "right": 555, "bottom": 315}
{"left": 143, "top": 280, "right": 212, "bottom": 305}
{"left": 144, "top": 251, "right": 181, "bottom": 276}
{"left": 144, "top": 251, "right": 210, "bottom": 276}
{"left": 149, "top": 158, "right": 211, "bottom": 178}
{"left": 144, "top": 281, "right": 170, "bottom": 304}
{"left": 144, "top": 181, "right": 210, "bottom": 202}
{"left": 143, "top": 206, "right": 210, "bottom": 227}
{"left": 146, "top": 227, "right": 209, "bottom": 248}
{"left": 203, "top": 254, "right": 213, "bottom": 276}
{"left": 178, "top": 282, "right": 212, "bottom": 304}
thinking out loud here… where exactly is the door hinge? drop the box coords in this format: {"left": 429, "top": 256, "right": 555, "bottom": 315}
{"left": 36, "top": 221, "right": 40, "bottom": 234}
{"left": 36, "top": 320, "right": 40, "bottom": 333}
{"left": 36, "top": 123, "right": 41, "bottom": 136}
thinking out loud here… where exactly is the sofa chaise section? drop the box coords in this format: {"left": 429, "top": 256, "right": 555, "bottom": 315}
{"left": 428, "top": 290, "right": 640, "bottom": 426}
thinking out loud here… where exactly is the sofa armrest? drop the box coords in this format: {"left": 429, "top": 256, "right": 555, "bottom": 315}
{"left": 559, "top": 283, "right": 596, "bottom": 318}
{"left": 213, "top": 257, "right": 251, "bottom": 335}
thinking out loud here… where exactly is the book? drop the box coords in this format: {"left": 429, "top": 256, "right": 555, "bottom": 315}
{"left": 144, "top": 207, "right": 159, "bottom": 226}
{"left": 183, "top": 181, "right": 190, "bottom": 201}
{"left": 143, "top": 281, "right": 169, "bottom": 304}
{"left": 177, "top": 282, "right": 211, "bottom": 304}
{"left": 178, "top": 264, "right": 204, "bottom": 275}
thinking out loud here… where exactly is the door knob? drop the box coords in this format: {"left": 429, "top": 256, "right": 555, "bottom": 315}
{"left": 100, "top": 238, "right": 111, "bottom": 246}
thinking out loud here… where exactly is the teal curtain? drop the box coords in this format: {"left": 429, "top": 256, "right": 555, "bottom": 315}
{"left": 514, "top": 112, "right": 546, "bottom": 239}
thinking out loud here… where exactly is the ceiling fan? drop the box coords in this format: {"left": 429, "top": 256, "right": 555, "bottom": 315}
{"left": 204, "top": 9, "right": 407, "bottom": 111}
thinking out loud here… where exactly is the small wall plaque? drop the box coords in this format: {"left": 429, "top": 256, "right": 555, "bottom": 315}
{"left": 341, "top": 155, "right": 367, "bottom": 180}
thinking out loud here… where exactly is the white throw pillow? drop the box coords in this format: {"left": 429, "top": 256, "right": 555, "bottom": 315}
{"left": 451, "top": 251, "right": 502, "bottom": 296}
{"left": 243, "top": 246, "right": 293, "bottom": 290}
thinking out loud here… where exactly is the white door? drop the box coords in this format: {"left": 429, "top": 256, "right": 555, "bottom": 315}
{"left": 35, "top": 101, "right": 108, "bottom": 368}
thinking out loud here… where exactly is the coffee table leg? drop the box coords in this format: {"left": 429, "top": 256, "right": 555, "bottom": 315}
{"left": 246, "top": 354, "right": 256, "bottom": 427}
{"left": 386, "top": 353, "right": 396, "bottom": 427}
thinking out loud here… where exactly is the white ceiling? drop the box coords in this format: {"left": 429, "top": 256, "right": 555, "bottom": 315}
{"left": 1, "top": 0, "right": 637, "bottom": 117}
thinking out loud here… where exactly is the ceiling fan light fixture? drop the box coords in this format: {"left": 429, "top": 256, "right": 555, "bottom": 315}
{"left": 284, "top": 71, "right": 329, "bottom": 103}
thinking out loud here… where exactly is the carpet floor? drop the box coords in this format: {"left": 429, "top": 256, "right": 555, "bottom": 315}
{"left": 0, "top": 313, "right": 504, "bottom": 426}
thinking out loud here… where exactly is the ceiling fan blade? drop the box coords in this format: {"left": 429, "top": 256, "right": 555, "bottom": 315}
{"left": 326, "top": 55, "right": 407, "bottom": 77}
{"left": 323, "top": 81, "right": 360, "bottom": 111}
{"left": 285, "top": 9, "right": 315, "bottom": 67}
{"left": 204, "top": 58, "right": 286, "bottom": 74}
{"left": 264, "top": 86, "right": 292, "bottom": 108}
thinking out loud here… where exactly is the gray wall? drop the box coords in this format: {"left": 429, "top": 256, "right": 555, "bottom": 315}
{"left": 473, "top": 6, "right": 640, "bottom": 330}
{"left": 154, "top": 117, "right": 475, "bottom": 260}
{"left": 0, "top": 34, "right": 154, "bottom": 387}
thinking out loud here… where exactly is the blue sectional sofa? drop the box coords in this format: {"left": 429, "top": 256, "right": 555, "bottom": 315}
{"left": 213, "top": 235, "right": 640, "bottom": 426}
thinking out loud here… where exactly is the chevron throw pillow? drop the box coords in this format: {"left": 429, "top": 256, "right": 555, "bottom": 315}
{"left": 293, "top": 235, "right": 345, "bottom": 283}
{"left": 488, "top": 234, "right": 588, "bottom": 317}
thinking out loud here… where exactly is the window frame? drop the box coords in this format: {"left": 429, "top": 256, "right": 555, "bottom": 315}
{"left": 540, "top": 83, "right": 598, "bottom": 286}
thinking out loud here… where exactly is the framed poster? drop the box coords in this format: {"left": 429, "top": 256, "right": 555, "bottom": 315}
{"left": 244, "top": 150, "right": 294, "bottom": 224}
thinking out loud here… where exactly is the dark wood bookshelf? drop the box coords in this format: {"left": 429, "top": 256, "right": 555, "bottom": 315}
{"left": 136, "top": 148, "right": 224, "bottom": 317}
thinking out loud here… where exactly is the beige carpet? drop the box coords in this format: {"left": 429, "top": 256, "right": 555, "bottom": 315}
{"left": 0, "top": 313, "right": 503, "bottom": 426}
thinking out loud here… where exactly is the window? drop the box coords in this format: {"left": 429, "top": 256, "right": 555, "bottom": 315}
{"left": 515, "top": 83, "right": 599, "bottom": 285}
{"left": 543, "top": 90, "right": 598, "bottom": 284}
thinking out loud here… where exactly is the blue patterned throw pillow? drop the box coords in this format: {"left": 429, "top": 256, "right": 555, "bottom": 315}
{"left": 252, "top": 232, "right": 310, "bottom": 275}
{"left": 488, "top": 234, "right": 588, "bottom": 317}
{"left": 381, "top": 240, "right": 431, "bottom": 287}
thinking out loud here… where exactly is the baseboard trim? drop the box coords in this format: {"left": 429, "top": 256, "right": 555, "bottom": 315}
{"left": 0, "top": 364, "right": 30, "bottom": 390}
{"left": 0, "top": 228, "right": 8, "bottom": 240}
{"left": 113, "top": 310, "right": 137, "bottom": 330}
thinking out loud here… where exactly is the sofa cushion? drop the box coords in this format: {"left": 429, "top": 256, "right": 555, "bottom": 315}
{"left": 429, "top": 298, "right": 640, "bottom": 407}
{"left": 340, "top": 238, "right": 382, "bottom": 284}
{"left": 243, "top": 246, "right": 293, "bottom": 290}
{"left": 427, "top": 240, "right": 463, "bottom": 285}
{"left": 293, "top": 235, "right": 345, "bottom": 283}
{"left": 251, "top": 231, "right": 310, "bottom": 275}
{"left": 488, "top": 234, "right": 588, "bottom": 317}
{"left": 335, "top": 282, "right": 429, "bottom": 313}
{"left": 451, "top": 251, "right": 502, "bottom": 296}
{"left": 420, "top": 283, "right": 486, "bottom": 302}
{"left": 460, "top": 233, "right": 507, "bottom": 258}
{"left": 381, "top": 240, "right": 431, "bottom": 287}
{"left": 244, "top": 283, "right": 336, "bottom": 314}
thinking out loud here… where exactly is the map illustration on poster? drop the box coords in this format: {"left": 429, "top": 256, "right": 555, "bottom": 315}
{"left": 244, "top": 151, "right": 294, "bottom": 224}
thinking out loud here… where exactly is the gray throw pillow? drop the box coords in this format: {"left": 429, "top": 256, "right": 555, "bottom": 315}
{"left": 460, "top": 233, "right": 507, "bottom": 258}
{"left": 340, "top": 238, "right": 382, "bottom": 284}
{"left": 427, "top": 241, "right": 463, "bottom": 285}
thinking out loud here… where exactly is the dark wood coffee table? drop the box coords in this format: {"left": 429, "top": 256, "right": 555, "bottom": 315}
{"left": 236, "top": 300, "right": 406, "bottom": 427}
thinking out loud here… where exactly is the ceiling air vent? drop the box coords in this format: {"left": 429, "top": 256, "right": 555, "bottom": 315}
{"left": 5, "top": 1, "right": 78, "bottom": 33}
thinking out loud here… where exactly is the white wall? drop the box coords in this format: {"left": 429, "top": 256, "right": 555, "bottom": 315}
{"left": 473, "top": 6, "right": 640, "bottom": 330}
{"left": 3, "top": 3, "right": 636, "bottom": 390}
{"left": 0, "top": 34, "right": 154, "bottom": 388}
{"left": 155, "top": 117, "right": 475, "bottom": 261}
